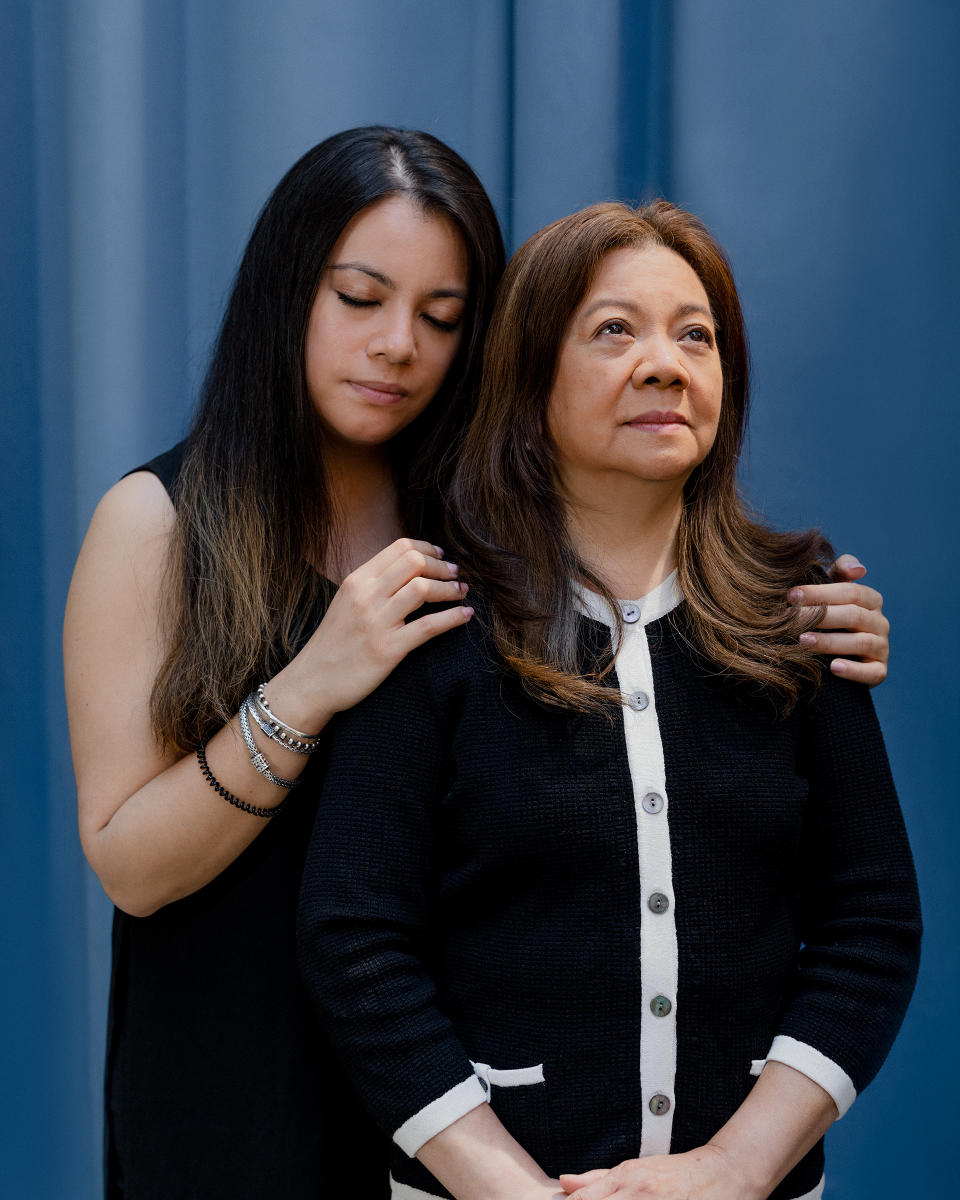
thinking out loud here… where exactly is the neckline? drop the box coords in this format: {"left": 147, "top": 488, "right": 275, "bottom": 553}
{"left": 573, "top": 569, "right": 682, "bottom": 631}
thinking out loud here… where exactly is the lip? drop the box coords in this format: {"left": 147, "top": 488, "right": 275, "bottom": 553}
{"left": 348, "top": 380, "right": 410, "bottom": 405}
{"left": 626, "top": 410, "right": 688, "bottom": 428}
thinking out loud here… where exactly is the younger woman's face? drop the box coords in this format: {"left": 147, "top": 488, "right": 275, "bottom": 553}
{"left": 305, "top": 195, "right": 470, "bottom": 448}
{"left": 547, "top": 244, "right": 723, "bottom": 499}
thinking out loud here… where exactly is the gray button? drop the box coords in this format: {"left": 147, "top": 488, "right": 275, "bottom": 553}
{"left": 650, "top": 995, "right": 673, "bottom": 1018}
{"left": 649, "top": 1093, "right": 671, "bottom": 1116}
{"left": 621, "top": 602, "right": 641, "bottom": 624}
{"left": 641, "top": 792, "right": 664, "bottom": 815}
{"left": 626, "top": 691, "right": 649, "bottom": 712}
{"left": 648, "top": 892, "right": 670, "bottom": 914}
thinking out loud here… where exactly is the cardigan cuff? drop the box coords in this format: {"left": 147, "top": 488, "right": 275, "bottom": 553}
{"left": 751, "top": 1034, "right": 856, "bottom": 1118}
{"left": 393, "top": 1074, "right": 489, "bottom": 1157}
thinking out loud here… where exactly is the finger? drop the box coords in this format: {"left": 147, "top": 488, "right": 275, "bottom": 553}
{"left": 828, "top": 554, "right": 867, "bottom": 582}
{"left": 830, "top": 657, "right": 888, "bottom": 687}
{"left": 803, "top": 603, "right": 890, "bottom": 635}
{"left": 384, "top": 578, "right": 468, "bottom": 624}
{"left": 562, "top": 1181, "right": 619, "bottom": 1199}
{"left": 559, "top": 1171, "right": 610, "bottom": 1187}
{"left": 378, "top": 547, "right": 460, "bottom": 597}
{"left": 788, "top": 581, "right": 883, "bottom": 611}
{"left": 798, "top": 631, "right": 888, "bottom": 663}
{"left": 395, "top": 603, "right": 474, "bottom": 655}
{"left": 357, "top": 537, "right": 447, "bottom": 579}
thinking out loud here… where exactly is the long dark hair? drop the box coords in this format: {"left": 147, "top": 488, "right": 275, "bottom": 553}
{"left": 153, "top": 127, "right": 505, "bottom": 752}
{"left": 448, "top": 201, "right": 833, "bottom": 712}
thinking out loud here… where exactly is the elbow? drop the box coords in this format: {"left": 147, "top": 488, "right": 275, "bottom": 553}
{"left": 79, "top": 828, "right": 170, "bottom": 918}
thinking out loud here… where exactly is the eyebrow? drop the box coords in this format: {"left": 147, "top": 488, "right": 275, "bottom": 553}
{"left": 327, "top": 261, "right": 468, "bottom": 301}
{"left": 580, "top": 298, "right": 715, "bottom": 323}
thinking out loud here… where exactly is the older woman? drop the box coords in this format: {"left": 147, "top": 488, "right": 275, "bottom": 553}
{"left": 297, "top": 201, "right": 921, "bottom": 1200}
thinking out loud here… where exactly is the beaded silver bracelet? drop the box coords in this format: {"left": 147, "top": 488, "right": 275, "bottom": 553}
{"left": 246, "top": 694, "right": 316, "bottom": 755}
{"left": 238, "top": 699, "right": 301, "bottom": 789}
{"left": 254, "top": 682, "right": 322, "bottom": 753}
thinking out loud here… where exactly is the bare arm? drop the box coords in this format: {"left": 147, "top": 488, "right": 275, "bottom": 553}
{"left": 418, "top": 1105, "right": 562, "bottom": 1200}
{"left": 559, "top": 1063, "right": 835, "bottom": 1200}
{"left": 66, "top": 471, "right": 471, "bottom": 917}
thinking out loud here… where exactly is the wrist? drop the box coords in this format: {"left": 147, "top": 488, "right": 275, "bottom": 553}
{"left": 701, "top": 1140, "right": 767, "bottom": 1200}
{"left": 262, "top": 664, "right": 337, "bottom": 735}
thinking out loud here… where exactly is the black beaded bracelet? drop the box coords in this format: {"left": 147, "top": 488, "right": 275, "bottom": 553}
{"left": 196, "top": 743, "right": 289, "bottom": 819}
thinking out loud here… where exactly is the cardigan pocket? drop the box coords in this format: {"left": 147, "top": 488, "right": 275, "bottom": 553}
{"left": 470, "top": 1060, "right": 555, "bottom": 1170}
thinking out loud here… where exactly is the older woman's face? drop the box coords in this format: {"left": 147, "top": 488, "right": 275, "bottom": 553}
{"left": 546, "top": 244, "right": 723, "bottom": 500}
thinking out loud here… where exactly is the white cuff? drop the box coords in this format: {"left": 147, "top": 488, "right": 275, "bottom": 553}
{"left": 752, "top": 1034, "right": 856, "bottom": 1118}
{"left": 393, "top": 1074, "right": 489, "bottom": 1157}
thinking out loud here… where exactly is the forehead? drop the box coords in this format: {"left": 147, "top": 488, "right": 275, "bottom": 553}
{"left": 330, "top": 194, "right": 469, "bottom": 280}
{"left": 580, "top": 243, "right": 710, "bottom": 312}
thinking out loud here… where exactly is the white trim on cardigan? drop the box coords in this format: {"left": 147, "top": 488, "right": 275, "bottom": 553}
{"left": 752, "top": 1034, "right": 857, "bottom": 1118}
{"left": 575, "top": 571, "right": 683, "bottom": 1154}
{"left": 393, "top": 1075, "right": 488, "bottom": 1157}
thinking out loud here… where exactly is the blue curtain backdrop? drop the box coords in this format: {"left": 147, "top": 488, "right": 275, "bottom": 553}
{"left": 3, "top": 1, "right": 957, "bottom": 1195}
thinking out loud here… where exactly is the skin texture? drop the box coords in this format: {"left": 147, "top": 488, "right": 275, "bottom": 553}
{"left": 65, "top": 197, "right": 474, "bottom": 916}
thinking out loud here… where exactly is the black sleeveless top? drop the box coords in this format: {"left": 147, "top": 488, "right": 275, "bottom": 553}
{"left": 105, "top": 443, "right": 389, "bottom": 1199}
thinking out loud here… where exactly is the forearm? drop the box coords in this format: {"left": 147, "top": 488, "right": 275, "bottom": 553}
{"left": 417, "top": 1104, "right": 560, "bottom": 1200}
{"left": 82, "top": 668, "right": 333, "bottom": 916}
{"left": 708, "top": 1062, "right": 836, "bottom": 1199}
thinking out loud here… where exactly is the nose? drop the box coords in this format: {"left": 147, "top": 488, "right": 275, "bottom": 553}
{"left": 368, "top": 306, "right": 417, "bottom": 365}
{"left": 630, "top": 336, "right": 690, "bottom": 391}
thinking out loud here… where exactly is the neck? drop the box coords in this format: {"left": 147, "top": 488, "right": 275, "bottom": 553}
{"left": 564, "top": 473, "right": 685, "bottom": 600}
{"left": 322, "top": 441, "right": 403, "bottom": 581}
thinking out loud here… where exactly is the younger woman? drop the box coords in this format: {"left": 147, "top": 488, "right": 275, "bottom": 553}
{"left": 65, "top": 127, "right": 504, "bottom": 1199}
{"left": 297, "top": 201, "right": 920, "bottom": 1200}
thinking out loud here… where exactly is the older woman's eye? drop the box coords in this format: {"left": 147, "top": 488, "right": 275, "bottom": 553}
{"left": 684, "top": 326, "right": 714, "bottom": 346}
{"left": 599, "top": 320, "right": 629, "bottom": 337}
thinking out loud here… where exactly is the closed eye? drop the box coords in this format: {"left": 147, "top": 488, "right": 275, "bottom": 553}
{"left": 337, "top": 292, "right": 377, "bottom": 309}
{"left": 424, "top": 314, "right": 462, "bottom": 333}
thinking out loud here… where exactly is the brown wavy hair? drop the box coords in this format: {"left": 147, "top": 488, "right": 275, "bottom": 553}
{"left": 447, "top": 200, "right": 833, "bottom": 712}
{"left": 152, "top": 128, "right": 505, "bottom": 752}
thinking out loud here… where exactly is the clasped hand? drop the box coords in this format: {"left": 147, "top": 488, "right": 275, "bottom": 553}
{"left": 558, "top": 1144, "right": 760, "bottom": 1200}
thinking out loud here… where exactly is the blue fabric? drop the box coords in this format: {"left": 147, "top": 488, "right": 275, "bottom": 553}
{"left": 3, "top": 0, "right": 956, "bottom": 1195}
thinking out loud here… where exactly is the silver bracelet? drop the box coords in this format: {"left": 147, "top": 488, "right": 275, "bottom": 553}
{"left": 255, "top": 682, "right": 322, "bottom": 752}
{"left": 246, "top": 695, "right": 317, "bottom": 756}
{"left": 237, "top": 699, "right": 301, "bottom": 789}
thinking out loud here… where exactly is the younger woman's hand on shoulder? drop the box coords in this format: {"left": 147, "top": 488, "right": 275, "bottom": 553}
{"left": 285, "top": 538, "right": 472, "bottom": 724}
{"left": 789, "top": 553, "right": 890, "bottom": 686}
{"left": 559, "top": 1145, "right": 759, "bottom": 1200}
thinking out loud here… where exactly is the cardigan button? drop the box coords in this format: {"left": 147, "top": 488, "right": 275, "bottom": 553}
{"left": 641, "top": 792, "right": 664, "bottom": 814}
{"left": 648, "top": 892, "right": 670, "bottom": 914}
{"left": 650, "top": 995, "right": 673, "bottom": 1017}
{"left": 649, "top": 1093, "right": 671, "bottom": 1116}
{"left": 626, "top": 690, "right": 650, "bottom": 712}
{"left": 621, "top": 602, "right": 641, "bottom": 624}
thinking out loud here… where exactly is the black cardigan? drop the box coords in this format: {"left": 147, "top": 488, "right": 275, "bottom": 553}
{"left": 297, "top": 585, "right": 921, "bottom": 1199}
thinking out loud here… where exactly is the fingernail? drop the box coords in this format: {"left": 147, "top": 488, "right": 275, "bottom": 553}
{"left": 842, "top": 555, "right": 864, "bottom": 568}
{"left": 462, "top": 606, "right": 475, "bottom": 619}
{"left": 459, "top": 582, "right": 469, "bottom": 596}
{"left": 447, "top": 562, "right": 459, "bottom": 578}
{"left": 799, "top": 632, "right": 817, "bottom": 646}
{"left": 787, "top": 588, "right": 804, "bottom": 604}
{"left": 831, "top": 659, "right": 848, "bottom": 674}
{"left": 433, "top": 544, "right": 444, "bottom": 557}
